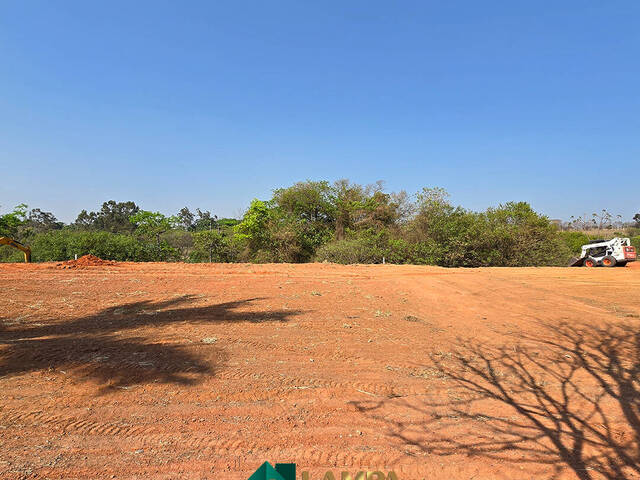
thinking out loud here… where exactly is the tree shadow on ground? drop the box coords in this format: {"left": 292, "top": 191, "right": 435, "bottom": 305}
{"left": 0, "top": 296, "right": 301, "bottom": 391}
{"left": 353, "top": 321, "right": 640, "bottom": 480}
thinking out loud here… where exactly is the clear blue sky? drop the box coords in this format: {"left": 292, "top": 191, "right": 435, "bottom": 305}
{"left": 1, "top": 1, "right": 638, "bottom": 222}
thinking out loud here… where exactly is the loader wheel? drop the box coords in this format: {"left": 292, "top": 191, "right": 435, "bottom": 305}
{"left": 602, "top": 255, "right": 617, "bottom": 267}
{"left": 584, "top": 258, "right": 597, "bottom": 268}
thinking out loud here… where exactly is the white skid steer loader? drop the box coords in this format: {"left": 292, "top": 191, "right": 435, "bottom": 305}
{"left": 568, "top": 237, "right": 637, "bottom": 267}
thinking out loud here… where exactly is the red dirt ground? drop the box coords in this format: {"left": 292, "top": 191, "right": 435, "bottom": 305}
{"left": 1, "top": 262, "right": 639, "bottom": 479}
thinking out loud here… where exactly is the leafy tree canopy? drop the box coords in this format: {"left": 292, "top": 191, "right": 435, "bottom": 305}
{"left": 272, "top": 180, "right": 334, "bottom": 223}
{"left": 0, "top": 204, "right": 28, "bottom": 237}
{"left": 234, "top": 199, "right": 271, "bottom": 248}
{"left": 26, "top": 208, "right": 63, "bottom": 234}
{"left": 130, "top": 210, "right": 177, "bottom": 244}
{"left": 176, "top": 207, "right": 196, "bottom": 231}
{"left": 75, "top": 200, "right": 140, "bottom": 233}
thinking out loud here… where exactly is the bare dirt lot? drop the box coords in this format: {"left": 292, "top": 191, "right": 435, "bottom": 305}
{"left": 1, "top": 262, "right": 639, "bottom": 480}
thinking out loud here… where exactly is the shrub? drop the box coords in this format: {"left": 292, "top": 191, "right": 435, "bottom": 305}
{"left": 625, "top": 227, "right": 640, "bottom": 238}
{"left": 191, "top": 230, "right": 238, "bottom": 263}
{"left": 1, "top": 230, "right": 178, "bottom": 262}
{"left": 314, "top": 238, "right": 384, "bottom": 264}
{"left": 558, "top": 231, "right": 591, "bottom": 255}
{"left": 482, "top": 202, "right": 570, "bottom": 267}
{"left": 0, "top": 245, "right": 25, "bottom": 262}
{"left": 385, "top": 238, "right": 412, "bottom": 264}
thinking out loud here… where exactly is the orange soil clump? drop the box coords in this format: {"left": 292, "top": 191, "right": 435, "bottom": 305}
{"left": 1, "top": 262, "right": 639, "bottom": 479}
{"left": 56, "top": 254, "right": 117, "bottom": 268}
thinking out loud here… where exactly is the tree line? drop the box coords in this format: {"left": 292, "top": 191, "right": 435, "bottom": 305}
{"left": 1, "top": 180, "right": 639, "bottom": 266}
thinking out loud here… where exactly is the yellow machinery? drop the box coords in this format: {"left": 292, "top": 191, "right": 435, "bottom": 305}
{"left": 0, "top": 236, "right": 31, "bottom": 263}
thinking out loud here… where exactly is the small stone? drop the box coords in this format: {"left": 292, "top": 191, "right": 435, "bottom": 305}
{"left": 201, "top": 337, "right": 218, "bottom": 344}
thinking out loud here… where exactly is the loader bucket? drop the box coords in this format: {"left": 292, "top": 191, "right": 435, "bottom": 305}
{"left": 568, "top": 257, "right": 584, "bottom": 267}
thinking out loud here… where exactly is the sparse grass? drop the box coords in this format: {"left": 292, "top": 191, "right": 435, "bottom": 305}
{"left": 569, "top": 228, "right": 624, "bottom": 238}
{"left": 410, "top": 367, "right": 448, "bottom": 379}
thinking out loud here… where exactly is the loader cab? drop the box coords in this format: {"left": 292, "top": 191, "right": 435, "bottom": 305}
{"left": 586, "top": 245, "right": 610, "bottom": 258}
{"left": 583, "top": 239, "right": 610, "bottom": 259}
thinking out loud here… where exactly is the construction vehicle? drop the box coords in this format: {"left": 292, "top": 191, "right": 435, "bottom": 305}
{"left": 568, "top": 237, "right": 636, "bottom": 267}
{"left": 0, "top": 236, "right": 31, "bottom": 263}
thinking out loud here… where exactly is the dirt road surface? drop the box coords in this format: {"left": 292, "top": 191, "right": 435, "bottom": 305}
{"left": 1, "top": 262, "right": 639, "bottom": 479}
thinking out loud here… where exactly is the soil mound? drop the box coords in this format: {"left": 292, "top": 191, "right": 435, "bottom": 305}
{"left": 57, "top": 254, "right": 117, "bottom": 269}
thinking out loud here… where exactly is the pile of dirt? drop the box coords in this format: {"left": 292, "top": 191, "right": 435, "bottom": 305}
{"left": 57, "top": 254, "right": 117, "bottom": 269}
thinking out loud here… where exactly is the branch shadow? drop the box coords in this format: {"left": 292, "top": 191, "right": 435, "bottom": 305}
{"left": 0, "top": 295, "right": 301, "bottom": 391}
{"left": 353, "top": 321, "right": 640, "bottom": 480}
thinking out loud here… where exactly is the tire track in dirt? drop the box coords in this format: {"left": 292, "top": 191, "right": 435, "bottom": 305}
{"left": 216, "top": 378, "right": 429, "bottom": 400}
{"left": 213, "top": 360, "right": 438, "bottom": 399}
{"left": 148, "top": 437, "right": 406, "bottom": 469}
{"left": 226, "top": 337, "right": 389, "bottom": 366}
{"left": 0, "top": 410, "right": 159, "bottom": 437}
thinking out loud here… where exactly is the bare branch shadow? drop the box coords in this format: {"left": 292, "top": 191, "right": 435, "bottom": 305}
{"left": 353, "top": 321, "right": 640, "bottom": 480}
{"left": 0, "top": 296, "right": 301, "bottom": 391}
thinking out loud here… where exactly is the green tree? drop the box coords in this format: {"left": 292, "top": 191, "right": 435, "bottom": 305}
{"left": 272, "top": 180, "right": 334, "bottom": 223}
{"left": 331, "top": 179, "right": 366, "bottom": 240}
{"left": 234, "top": 199, "right": 271, "bottom": 257}
{"left": 218, "top": 218, "right": 240, "bottom": 228}
{"left": 163, "top": 230, "right": 194, "bottom": 261}
{"left": 483, "top": 201, "right": 567, "bottom": 266}
{"left": 176, "top": 207, "right": 196, "bottom": 231}
{"left": 328, "top": 180, "right": 407, "bottom": 240}
{"left": 74, "top": 200, "right": 139, "bottom": 233}
{"left": 410, "top": 187, "right": 467, "bottom": 244}
{"left": 130, "top": 210, "right": 177, "bottom": 245}
{"left": 558, "top": 231, "right": 590, "bottom": 255}
{"left": 408, "top": 189, "right": 484, "bottom": 266}
{"left": 25, "top": 208, "right": 63, "bottom": 234}
{"left": 270, "top": 181, "right": 338, "bottom": 261}
{"left": 0, "top": 204, "right": 28, "bottom": 238}
{"left": 194, "top": 209, "right": 217, "bottom": 231}
{"left": 193, "top": 230, "right": 228, "bottom": 262}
